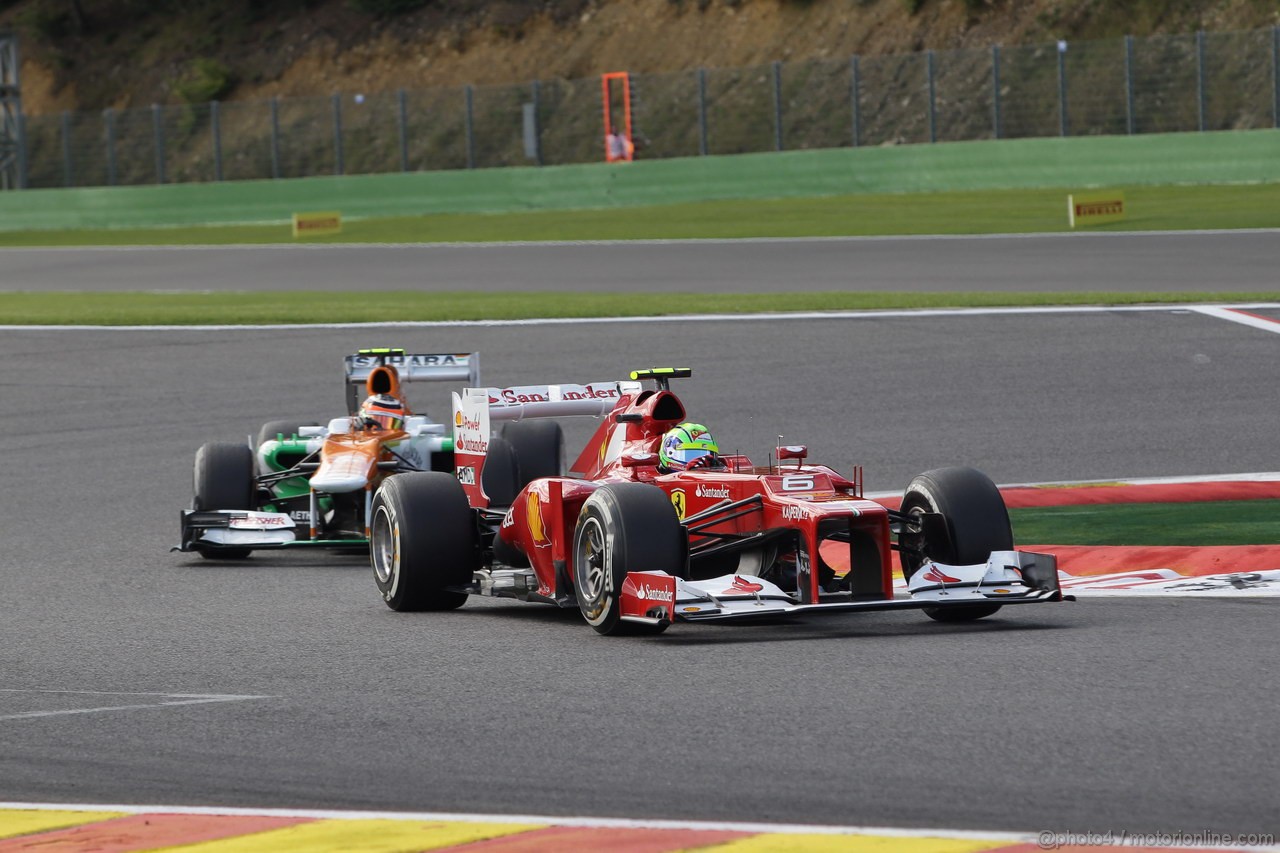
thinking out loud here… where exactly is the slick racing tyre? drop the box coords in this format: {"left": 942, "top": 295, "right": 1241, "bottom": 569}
{"left": 256, "top": 420, "right": 319, "bottom": 448}
{"left": 192, "top": 442, "right": 256, "bottom": 560}
{"left": 371, "top": 472, "right": 475, "bottom": 611}
{"left": 572, "top": 483, "right": 684, "bottom": 636}
{"left": 501, "top": 420, "right": 565, "bottom": 486}
{"left": 479, "top": 436, "right": 520, "bottom": 508}
{"left": 899, "top": 466, "right": 1012, "bottom": 623}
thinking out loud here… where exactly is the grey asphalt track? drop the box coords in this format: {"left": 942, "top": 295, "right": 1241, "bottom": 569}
{"left": 3, "top": 230, "right": 1279, "bottom": 292}
{"left": 1, "top": 306, "right": 1278, "bottom": 834}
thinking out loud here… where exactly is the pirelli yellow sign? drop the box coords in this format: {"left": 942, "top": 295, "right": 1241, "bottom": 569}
{"left": 292, "top": 210, "right": 342, "bottom": 238}
{"left": 1068, "top": 191, "right": 1125, "bottom": 228}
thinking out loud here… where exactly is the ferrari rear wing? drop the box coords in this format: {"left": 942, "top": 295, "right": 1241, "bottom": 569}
{"left": 344, "top": 348, "right": 480, "bottom": 413}
{"left": 451, "top": 380, "right": 642, "bottom": 507}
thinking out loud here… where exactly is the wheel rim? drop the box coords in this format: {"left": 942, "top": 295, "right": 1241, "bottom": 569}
{"left": 371, "top": 505, "right": 397, "bottom": 586}
{"left": 574, "top": 516, "right": 610, "bottom": 622}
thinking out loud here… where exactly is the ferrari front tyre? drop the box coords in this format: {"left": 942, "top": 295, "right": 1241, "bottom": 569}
{"left": 192, "top": 441, "right": 256, "bottom": 560}
{"left": 899, "top": 466, "right": 1012, "bottom": 623}
{"left": 501, "top": 420, "right": 565, "bottom": 486}
{"left": 370, "top": 472, "right": 475, "bottom": 612}
{"left": 572, "top": 483, "right": 684, "bottom": 636}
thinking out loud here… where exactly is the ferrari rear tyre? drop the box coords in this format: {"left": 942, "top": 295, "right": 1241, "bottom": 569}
{"left": 479, "top": 435, "right": 520, "bottom": 508}
{"left": 371, "top": 472, "right": 475, "bottom": 611}
{"left": 256, "top": 419, "right": 319, "bottom": 448}
{"left": 572, "top": 483, "right": 684, "bottom": 636}
{"left": 501, "top": 420, "right": 565, "bottom": 486}
{"left": 192, "top": 442, "right": 256, "bottom": 560}
{"left": 899, "top": 466, "right": 1011, "bottom": 623}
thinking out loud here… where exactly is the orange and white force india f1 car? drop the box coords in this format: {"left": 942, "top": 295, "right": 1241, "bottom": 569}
{"left": 370, "top": 368, "right": 1069, "bottom": 635}
{"left": 177, "top": 348, "right": 497, "bottom": 559}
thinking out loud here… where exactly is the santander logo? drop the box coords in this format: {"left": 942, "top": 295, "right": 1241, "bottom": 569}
{"left": 637, "top": 584, "right": 674, "bottom": 603}
{"left": 921, "top": 566, "right": 962, "bottom": 584}
{"left": 730, "top": 576, "right": 763, "bottom": 593}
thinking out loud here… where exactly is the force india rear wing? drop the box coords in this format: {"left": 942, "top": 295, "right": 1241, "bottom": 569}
{"left": 344, "top": 349, "right": 480, "bottom": 414}
{"left": 451, "top": 381, "right": 640, "bottom": 505}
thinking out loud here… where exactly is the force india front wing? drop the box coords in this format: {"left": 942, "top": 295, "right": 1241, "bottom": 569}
{"left": 618, "top": 550, "right": 1067, "bottom": 626}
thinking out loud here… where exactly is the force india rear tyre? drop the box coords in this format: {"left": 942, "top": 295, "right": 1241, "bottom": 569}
{"left": 192, "top": 441, "right": 256, "bottom": 560}
{"left": 899, "top": 466, "right": 1012, "bottom": 623}
{"left": 371, "top": 472, "right": 475, "bottom": 612}
{"left": 572, "top": 483, "right": 684, "bottom": 636}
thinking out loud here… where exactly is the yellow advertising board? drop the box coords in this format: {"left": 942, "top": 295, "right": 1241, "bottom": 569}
{"left": 1067, "top": 191, "right": 1125, "bottom": 228}
{"left": 292, "top": 210, "right": 342, "bottom": 238}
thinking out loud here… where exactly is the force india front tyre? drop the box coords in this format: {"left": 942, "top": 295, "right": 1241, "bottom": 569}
{"left": 572, "top": 483, "right": 684, "bottom": 636}
{"left": 255, "top": 419, "right": 319, "bottom": 449}
{"left": 370, "top": 472, "right": 475, "bottom": 612}
{"left": 898, "top": 466, "right": 1013, "bottom": 623}
{"left": 192, "top": 441, "right": 256, "bottom": 560}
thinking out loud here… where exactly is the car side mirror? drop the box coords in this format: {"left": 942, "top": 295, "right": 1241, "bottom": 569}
{"left": 621, "top": 452, "right": 659, "bottom": 468}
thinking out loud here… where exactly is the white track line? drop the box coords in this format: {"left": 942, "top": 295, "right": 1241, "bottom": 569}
{"left": 5, "top": 227, "right": 1280, "bottom": 251}
{"left": 4, "top": 302, "right": 1280, "bottom": 332}
{"left": 1192, "top": 305, "right": 1280, "bottom": 334}
{"left": 0, "top": 690, "right": 272, "bottom": 722}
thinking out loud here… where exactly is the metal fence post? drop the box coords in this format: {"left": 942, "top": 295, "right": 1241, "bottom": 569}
{"left": 850, "top": 55, "right": 861, "bottom": 147}
{"left": 60, "top": 110, "right": 72, "bottom": 187}
{"left": 992, "top": 45, "right": 1002, "bottom": 139}
{"left": 1057, "top": 41, "right": 1069, "bottom": 137}
{"left": 397, "top": 89, "right": 410, "bottom": 172}
{"left": 464, "top": 85, "right": 475, "bottom": 169}
{"left": 697, "top": 68, "right": 708, "bottom": 156}
{"left": 152, "top": 103, "right": 166, "bottom": 184}
{"left": 1196, "top": 30, "right": 1206, "bottom": 131}
{"left": 530, "top": 79, "right": 543, "bottom": 166}
{"left": 16, "top": 111, "right": 26, "bottom": 189}
{"left": 1274, "top": 26, "right": 1279, "bottom": 129}
{"left": 104, "top": 108, "right": 116, "bottom": 186}
{"left": 211, "top": 100, "right": 223, "bottom": 181}
{"left": 771, "top": 60, "right": 783, "bottom": 151}
{"left": 927, "top": 50, "right": 937, "bottom": 143}
{"left": 269, "top": 97, "right": 280, "bottom": 179}
{"left": 331, "top": 93, "right": 344, "bottom": 175}
{"left": 1125, "top": 35, "right": 1136, "bottom": 135}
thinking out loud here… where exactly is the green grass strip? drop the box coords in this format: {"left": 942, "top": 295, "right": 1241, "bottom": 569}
{"left": 2, "top": 183, "right": 1278, "bottom": 246}
{"left": 2, "top": 291, "right": 1278, "bottom": 326}
{"left": 1012, "top": 500, "right": 1280, "bottom": 547}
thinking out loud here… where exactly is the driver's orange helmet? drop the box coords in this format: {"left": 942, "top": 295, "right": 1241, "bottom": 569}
{"left": 359, "top": 394, "right": 406, "bottom": 431}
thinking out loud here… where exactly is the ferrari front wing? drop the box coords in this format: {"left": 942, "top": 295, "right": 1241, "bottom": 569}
{"left": 619, "top": 550, "right": 1067, "bottom": 626}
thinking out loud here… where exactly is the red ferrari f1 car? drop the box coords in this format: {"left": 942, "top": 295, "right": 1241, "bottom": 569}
{"left": 370, "top": 368, "right": 1067, "bottom": 635}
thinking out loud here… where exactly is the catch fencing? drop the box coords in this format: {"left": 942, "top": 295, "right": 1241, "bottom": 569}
{"left": 11, "top": 26, "right": 1280, "bottom": 190}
